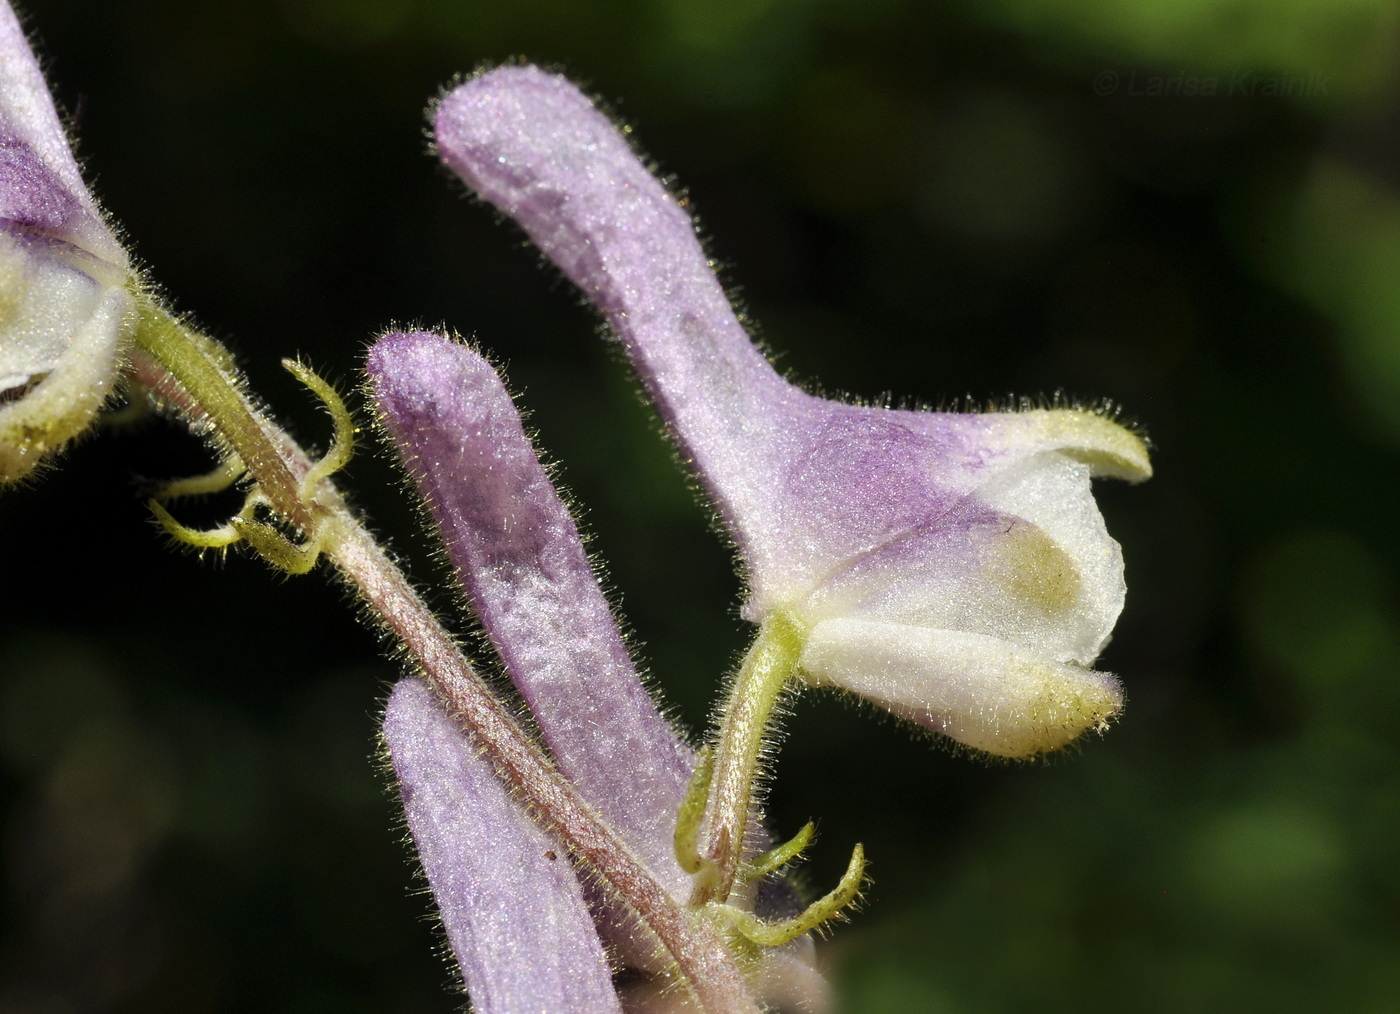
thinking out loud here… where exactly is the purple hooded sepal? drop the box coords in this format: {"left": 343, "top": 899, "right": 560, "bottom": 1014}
{"left": 430, "top": 67, "right": 1151, "bottom": 613}
{"left": 383, "top": 678, "right": 623, "bottom": 1014}
{"left": 368, "top": 330, "right": 697, "bottom": 899}
{"left": 433, "top": 67, "right": 801, "bottom": 564}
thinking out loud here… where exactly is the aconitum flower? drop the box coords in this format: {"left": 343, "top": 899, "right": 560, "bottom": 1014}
{"left": 433, "top": 67, "right": 1152, "bottom": 759}
{"left": 0, "top": 3, "right": 130, "bottom": 482}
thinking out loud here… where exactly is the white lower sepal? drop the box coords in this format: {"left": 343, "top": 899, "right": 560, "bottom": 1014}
{"left": 0, "top": 237, "right": 129, "bottom": 482}
{"left": 798, "top": 618, "right": 1123, "bottom": 757}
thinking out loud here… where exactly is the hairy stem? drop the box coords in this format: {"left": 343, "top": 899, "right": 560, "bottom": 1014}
{"left": 331, "top": 527, "right": 758, "bottom": 1013}
{"left": 126, "top": 298, "right": 760, "bottom": 1014}
{"left": 130, "top": 297, "right": 314, "bottom": 531}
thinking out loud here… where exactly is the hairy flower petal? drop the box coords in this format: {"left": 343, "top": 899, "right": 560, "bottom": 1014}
{"left": 369, "top": 330, "right": 695, "bottom": 895}
{"left": 383, "top": 678, "right": 623, "bottom": 1014}
{"left": 801, "top": 620, "right": 1122, "bottom": 756}
{"left": 434, "top": 66, "right": 796, "bottom": 565}
{"left": 0, "top": 1, "right": 128, "bottom": 482}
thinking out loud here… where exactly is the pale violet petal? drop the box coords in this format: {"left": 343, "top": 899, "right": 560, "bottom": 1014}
{"left": 383, "top": 678, "right": 623, "bottom": 1014}
{"left": 434, "top": 67, "right": 803, "bottom": 576}
{"left": 0, "top": 4, "right": 124, "bottom": 269}
{"left": 368, "top": 332, "right": 695, "bottom": 900}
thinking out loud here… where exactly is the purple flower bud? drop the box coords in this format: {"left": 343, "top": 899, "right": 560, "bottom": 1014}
{"left": 382, "top": 678, "right": 623, "bottom": 1014}
{"left": 368, "top": 331, "right": 694, "bottom": 900}
{"left": 0, "top": 1, "right": 130, "bottom": 482}
{"left": 435, "top": 66, "right": 1152, "bottom": 757}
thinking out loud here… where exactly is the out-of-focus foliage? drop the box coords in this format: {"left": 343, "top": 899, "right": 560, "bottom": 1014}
{"left": 975, "top": 0, "right": 1400, "bottom": 99}
{"left": 2, "top": 0, "right": 1399, "bottom": 1011}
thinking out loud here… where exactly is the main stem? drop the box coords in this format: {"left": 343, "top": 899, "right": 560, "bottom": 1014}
{"left": 127, "top": 297, "right": 760, "bottom": 1014}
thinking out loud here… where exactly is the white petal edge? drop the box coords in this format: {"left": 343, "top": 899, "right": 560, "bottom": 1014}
{"left": 798, "top": 618, "right": 1123, "bottom": 757}
{"left": 971, "top": 450, "right": 1127, "bottom": 663}
{"left": 0, "top": 278, "right": 128, "bottom": 482}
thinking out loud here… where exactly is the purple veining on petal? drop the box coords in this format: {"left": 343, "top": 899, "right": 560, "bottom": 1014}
{"left": 806, "top": 507, "right": 1108, "bottom": 657}
{"left": 800, "top": 451, "right": 1119, "bottom": 643}
{"left": 0, "top": 137, "right": 79, "bottom": 230}
{"left": 369, "top": 331, "right": 695, "bottom": 897}
{"left": 751, "top": 406, "right": 966, "bottom": 609}
{"left": 384, "top": 678, "right": 623, "bottom": 1014}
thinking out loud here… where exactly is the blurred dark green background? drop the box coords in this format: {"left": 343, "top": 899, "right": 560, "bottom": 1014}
{"left": 4, "top": 0, "right": 1400, "bottom": 1010}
